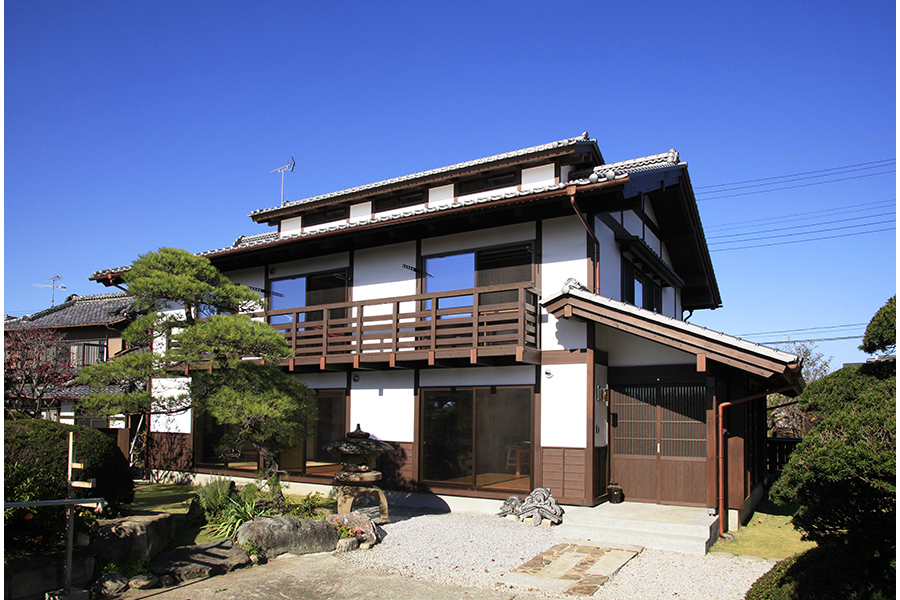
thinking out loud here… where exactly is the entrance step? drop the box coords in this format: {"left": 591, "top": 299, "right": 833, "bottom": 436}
{"left": 553, "top": 503, "right": 719, "bottom": 555}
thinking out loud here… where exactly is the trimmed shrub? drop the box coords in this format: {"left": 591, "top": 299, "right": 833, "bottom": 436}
{"left": 4, "top": 419, "right": 134, "bottom": 509}
{"left": 4, "top": 419, "right": 134, "bottom": 551}
{"left": 746, "top": 542, "right": 895, "bottom": 600}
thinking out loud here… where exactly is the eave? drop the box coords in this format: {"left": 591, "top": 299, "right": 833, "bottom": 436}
{"left": 542, "top": 282, "right": 804, "bottom": 396}
{"left": 93, "top": 178, "right": 628, "bottom": 283}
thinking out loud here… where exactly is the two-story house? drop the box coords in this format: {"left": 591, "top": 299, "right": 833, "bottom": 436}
{"left": 91, "top": 133, "right": 803, "bottom": 530}
{"left": 4, "top": 292, "right": 141, "bottom": 458}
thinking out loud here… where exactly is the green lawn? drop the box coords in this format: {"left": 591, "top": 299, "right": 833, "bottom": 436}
{"left": 127, "top": 483, "right": 198, "bottom": 514}
{"left": 710, "top": 495, "right": 816, "bottom": 559}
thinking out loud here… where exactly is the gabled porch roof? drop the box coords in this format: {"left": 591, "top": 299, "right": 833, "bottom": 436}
{"left": 541, "top": 280, "right": 804, "bottom": 396}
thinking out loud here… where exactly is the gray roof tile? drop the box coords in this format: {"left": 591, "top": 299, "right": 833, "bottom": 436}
{"left": 6, "top": 293, "right": 137, "bottom": 329}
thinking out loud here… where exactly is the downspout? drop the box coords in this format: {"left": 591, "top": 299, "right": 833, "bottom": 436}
{"left": 567, "top": 185, "right": 600, "bottom": 295}
{"left": 717, "top": 383, "right": 799, "bottom": 538}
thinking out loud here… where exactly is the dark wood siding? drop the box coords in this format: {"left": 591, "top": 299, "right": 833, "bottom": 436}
{"left": 377, "top": 441, "right": 418, "bottom": 491}
{"left": 541, "top": 447, "right": 586, "bottom": 504}
{"left": 149, "top": 432, "right": 193, "bottom": 473}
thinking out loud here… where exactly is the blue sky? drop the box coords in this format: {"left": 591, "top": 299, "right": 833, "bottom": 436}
{"left": 5, "top": 1, "right": 896, "bottom": 370}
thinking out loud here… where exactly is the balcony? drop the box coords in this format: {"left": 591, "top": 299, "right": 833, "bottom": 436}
{"left": 267, "top": 282, "right": 541, "bottom": 371}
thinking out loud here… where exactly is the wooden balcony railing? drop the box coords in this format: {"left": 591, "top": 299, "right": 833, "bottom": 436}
{"left": 267, "top": 282, "right": 540, "bottom": 369}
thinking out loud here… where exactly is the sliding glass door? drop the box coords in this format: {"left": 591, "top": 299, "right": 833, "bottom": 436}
{"left": 421, "top": 386, "right": 532, "bottom": 493}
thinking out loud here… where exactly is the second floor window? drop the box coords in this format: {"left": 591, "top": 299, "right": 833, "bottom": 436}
{"left": 268, "top": 270, "right": 348, "bottom": 326}
{"left": 70, "top": 340, "right": 107, "bottom": 368}
{"left": 423, "top": 243, "right": 534, "bottom": 309}
{"left": 622, "top": 260, "right": 662, "bottom": 313}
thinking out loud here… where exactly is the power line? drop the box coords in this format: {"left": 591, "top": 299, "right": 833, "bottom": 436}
{"left": 706, "top": 211, "right": 895, "bottom": 241}
{"left": 695, "top": 159, "right": 895, "bottom": 191}
{"left": 708, "top": 219, "right": 896, "bottom": 246}
{"left": 705, "top": 199, "right": 896, "bottom": 232}
{"left": 738, "top": 323, "right": 869, "bottom": 337}
{"left": 758, "top": 335, "right": 863, "bottom": 344}
{"left": 708, "top": 226, "right": 895, "bottom": 252}
{"left": 696, "top": 169, "right": 895, "bottom": 201}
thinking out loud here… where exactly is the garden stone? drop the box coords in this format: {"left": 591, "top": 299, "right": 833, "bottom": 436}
{"left": 326, "top": 511, "right": 382, "bottom": 545}
{"left": 92, "top": 572, "right": 129, "bottom": 597}
{"left": 236, "top": 516, "right": 339, "bottom": 558}
{"left": 149, "top": 539, "right": 251, "bottom": 582}
{"left": 129, "top": 573, "right": 159, "bottom": 589}
{"left": 335, "top": 537, "right": 359, "bottom": 553}
{"left": 89, "top": 513, "right": 174, "bottom": 563}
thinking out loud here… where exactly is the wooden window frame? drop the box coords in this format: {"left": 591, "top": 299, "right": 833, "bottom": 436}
{"left": 303, "top": 206, "right": 349, "bottom": 227}
{"left": 455, "top": 169, "right": 521, "bottom": 197}
{"left": 372, "top": 191, "right": 425, "bottom": 214}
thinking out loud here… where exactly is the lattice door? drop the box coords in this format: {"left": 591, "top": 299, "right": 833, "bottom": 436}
{"left": 610, "top": 384, "right": 707, "bottom": 505}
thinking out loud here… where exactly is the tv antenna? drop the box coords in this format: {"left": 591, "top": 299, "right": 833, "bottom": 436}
{"left": 270, "top": 157, "right": 296, "bottom": 205}
{"left": 34, "top": 274, "right": 67, "bottom": 306}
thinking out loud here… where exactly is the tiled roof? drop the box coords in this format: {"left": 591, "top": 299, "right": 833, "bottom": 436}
{"left": 569, "top": 149, "right": 682, "bottom": 184}
{"left": 92, "top": 143, "right": 687, "bottom": 276}
{"left": 249, "top": 133, "right": 597, "bottom": 218}
{"left": 541, "top": 279, "right": 803, "bottom": 393}
{"left": 6, "top": 293, "right": 137, "bottom": 329}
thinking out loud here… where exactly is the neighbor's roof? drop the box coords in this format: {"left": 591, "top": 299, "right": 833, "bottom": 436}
{"left": 542, "top": 280, "right": 804, "bottom": 395}
{"left": 5, "top": 293, "right": 137, "bottom": 330}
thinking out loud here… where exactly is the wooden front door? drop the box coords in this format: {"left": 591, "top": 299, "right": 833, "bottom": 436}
{"left": 610, "top": 384, "right": 707, "bottom": 505}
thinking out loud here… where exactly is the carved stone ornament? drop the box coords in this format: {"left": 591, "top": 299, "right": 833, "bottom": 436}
{"left": 497, "top": 487, "right": 564, "bottom": 526}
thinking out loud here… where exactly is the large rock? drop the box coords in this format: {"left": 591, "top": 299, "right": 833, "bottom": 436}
{"left": 236, "top": 516, "right": 339, "bottom": 558}
{"left": 92, "top": 572, "right": 129, "bottom": 597}
{"left": 149, "top": 539, "right": 251, "bottom": 582}
{"left": 89, "top": 513, "right": 175, "bottom": 562}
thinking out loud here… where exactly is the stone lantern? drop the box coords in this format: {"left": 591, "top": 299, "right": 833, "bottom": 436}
{"left": 323, "top": 424, "right": 393, "bottom": 523}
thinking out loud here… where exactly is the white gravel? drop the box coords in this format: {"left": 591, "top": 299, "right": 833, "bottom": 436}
{"left": 338, "top": 508, "right": 774, "bottom": 599}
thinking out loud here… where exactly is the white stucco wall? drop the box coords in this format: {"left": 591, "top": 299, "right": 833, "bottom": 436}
{"left": 622, "top": 210, "right": 643, "bottom": 237}
{"left": 349, "top": 201, "right": 372, "bottom": 223}
{"left": 280, "top": 216, "right": 302, "bottom": 238}
{"left": 540, "top": 363, "right": 587, "bottom": 448}
{"left": 294, "top": 372, "right": 347, "bottom": 390}
{"left": 598, "top": 326, "right": 694, "bottom": 367}
{"left": 596, "top": 215, "right": 621, "bottom": 300}
{"left": 150, "top": 377, "right": 192, "bottom": 434}
{"left": 352, "top": 242, "right": 417, "bottom": 301}
{"left": 419, "top": 365, "right": 535, "bottom": 387}
{"left": 421, "top": 222, "right": 534, "bottom": 256}
{"left": 349, "top": 370, "right": 415, "bottom": 443}
{"left": 427, "top": 184, "right": 454, "bottom": 208}
{"left": 269, "top": 252, "right": 350, "bottom": 280}
{"left": 521, "top": 164, "right": 555, "bottom": 190}
{"left": 541, "top": 215, "right": 587, "bottom": 350}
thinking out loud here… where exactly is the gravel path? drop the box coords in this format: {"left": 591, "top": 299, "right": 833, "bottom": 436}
{"left": 338, "top": 508, "right": 774, "bottom": 599}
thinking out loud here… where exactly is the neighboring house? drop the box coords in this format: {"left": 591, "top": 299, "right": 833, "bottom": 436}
{"left": 4, "top": 292, "right": 141, "bottom": 456}
{"left": 91, "top": 133, "right": 804, "bottom": 529}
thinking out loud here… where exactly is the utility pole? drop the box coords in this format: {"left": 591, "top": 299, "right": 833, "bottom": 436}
{"left": 34, "top": 274, "right": 67, "bottom": 306}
